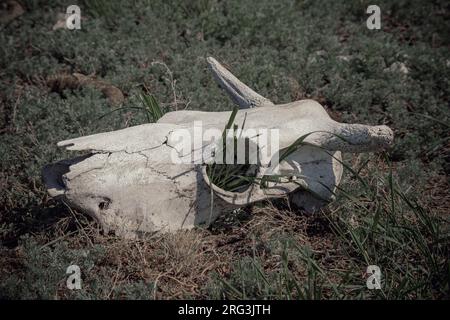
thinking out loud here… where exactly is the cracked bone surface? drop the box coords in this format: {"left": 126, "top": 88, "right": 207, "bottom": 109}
{"left": 43, "top": 57, "right": 393, "bottom": 238}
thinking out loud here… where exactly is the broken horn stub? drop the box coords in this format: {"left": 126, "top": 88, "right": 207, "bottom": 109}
{"left": 207, "top": 56, "right": 274, "bottom": 109}
{"left": 320, "top": 123, "right": 394, "bottom": 153}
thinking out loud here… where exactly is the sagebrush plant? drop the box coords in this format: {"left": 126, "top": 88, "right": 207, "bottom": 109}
{"left": 0, "top": 0, "right": 448, "bottom": 299}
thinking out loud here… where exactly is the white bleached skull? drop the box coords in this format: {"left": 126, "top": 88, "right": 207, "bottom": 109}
{"left": 43, "top": 57, "right": 393, "bottom": 238}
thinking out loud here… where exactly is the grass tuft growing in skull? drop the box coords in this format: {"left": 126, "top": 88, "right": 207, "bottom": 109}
{"left": 205, "top": 106, "right": 257, "bottom": 192}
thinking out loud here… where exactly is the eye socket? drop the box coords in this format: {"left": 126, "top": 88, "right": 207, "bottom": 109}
{"left": 98, "top": 201, "right": 109, "bottom": 210}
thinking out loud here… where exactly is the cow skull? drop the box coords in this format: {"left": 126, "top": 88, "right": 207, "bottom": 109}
{"left": 43, "top": 57, "right": 393, "bottom": 238}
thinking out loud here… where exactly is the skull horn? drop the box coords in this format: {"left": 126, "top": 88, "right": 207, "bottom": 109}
{"left": 207, "top": 57, "right": 274, "bottom": 109}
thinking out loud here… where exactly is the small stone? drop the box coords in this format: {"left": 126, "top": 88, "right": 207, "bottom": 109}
{"left": 384, "top": 62, "right": 409, "bottom": 75}
{"left": 337, "top": 55, "right": 352, "bottom": 62}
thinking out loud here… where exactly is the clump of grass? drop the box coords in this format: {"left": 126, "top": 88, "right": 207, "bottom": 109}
{"left": 97, "top": 91, "right": 164, "bottom": 123}
{"left": 183, "top": 0, "right": 215, "bottom": 14}
{"left": 206, "top": 155, "right": 450, "bottom": 299}
{"left": 323, "top": 158, "right": 450, "bottom": 299}
{"left": 82, "top": 0, "right": 123, "bottom": 26}
{"left": 139, "top": 93, "right": 164, "bottom": 122}
{"left": 206, "top": 107, "right": 256, "bottom": 192}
